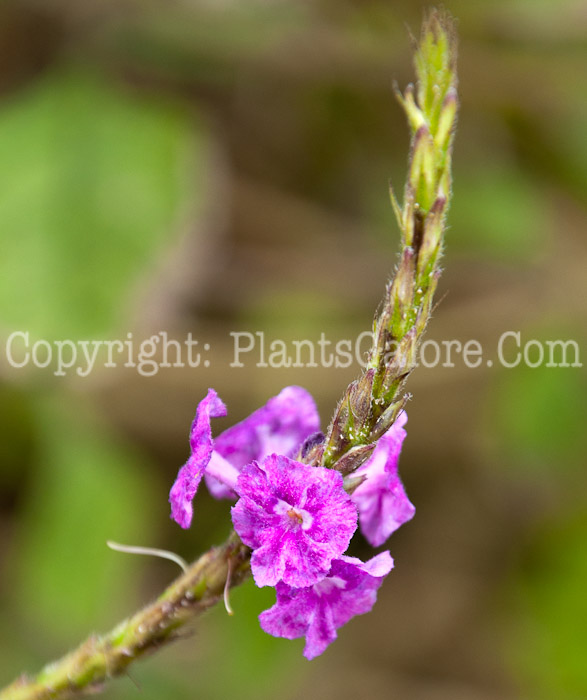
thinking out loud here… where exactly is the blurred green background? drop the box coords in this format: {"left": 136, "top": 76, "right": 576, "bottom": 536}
{"left": 0, "top": 1, "right": 585, "bottom": 698}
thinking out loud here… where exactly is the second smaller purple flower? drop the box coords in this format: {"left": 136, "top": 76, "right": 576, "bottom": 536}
{"left": 259, "top": 552, "right": 394, "bottom": 659}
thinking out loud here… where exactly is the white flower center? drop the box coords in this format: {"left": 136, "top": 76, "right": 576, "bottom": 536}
{"left": 274, "top": 499, "right": 313, "bottom": 531}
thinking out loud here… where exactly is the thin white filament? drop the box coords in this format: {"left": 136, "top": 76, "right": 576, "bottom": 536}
{"left": 107, "top": 541, "right": 189, "bottom": 573}
{"left": 223, "top": 558, "right": 234, "bottom": 616}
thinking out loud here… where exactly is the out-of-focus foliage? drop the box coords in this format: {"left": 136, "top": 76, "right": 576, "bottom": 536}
{"left": 491, "top": 334, "right": 586, "bottom": 472}
{"left": 506, "top": 510, "right": 587, "bottom": 699}
{"left": 449, "top": 164, "right": 551, "bottom": 261}
{"left": 0, "top": 1, "right": 585, "bottom": 699}
{"left": 12, "top": 396, "right": 159, "bottom": 640}
{"left": 0, "top": 67, "right": 199, "bottom": 339}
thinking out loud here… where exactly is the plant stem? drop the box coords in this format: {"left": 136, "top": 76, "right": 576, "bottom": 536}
{"left": 322, "top": 9, "right": 458, "bottom": 474}
{"left": 0, "top": 533, "right": 250, "bottom": 700}
{"left": 0, "top": 10, "right": 458, "bottom": 699}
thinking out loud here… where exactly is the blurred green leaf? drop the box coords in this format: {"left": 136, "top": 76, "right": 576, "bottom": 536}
{"left": 506, "top": 509, "right": 587, "bottom": 699}
{"left": 0, "top": 66, "right": 202, "bottom": 340}
{"left": 449, "top": 163, "right": 550, "bottom": 260}
{"left": 11, "top": 395, "right": 159, "bottom": 642}
{"left": 489, "top": 331, "right": 586, "bottom": 472}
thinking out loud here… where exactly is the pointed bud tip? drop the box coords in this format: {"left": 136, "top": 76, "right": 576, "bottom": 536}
{"left": 430, "top": 195, "right": 447, "bottom": 215}
{"left": 414, "top": 124, "right": 430, "bottom": 141}
{"left": 422, "top": 9, "right": 458, "bottom": 56}
{"left": 443, "top": 87, "right": 458, "bottom": 105}
{"left": 404, "top": 246, "right": 416, "bottom": 260}
{"left": 343, "top": 473, "right": 367, "bottom": 495}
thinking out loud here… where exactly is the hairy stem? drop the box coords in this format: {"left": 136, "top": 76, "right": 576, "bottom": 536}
{"left": 321, "top": 9, "right": 458, "bottom": 474}
{"left": 0, "top": 533, "right": 250, "bottom": 700}
{"left": 0, "top": 10, "right": 458, "bottom": 700}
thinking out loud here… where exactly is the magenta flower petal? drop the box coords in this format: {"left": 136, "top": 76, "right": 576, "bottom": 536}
{"left": 206, "top": 386, "right": 320, "bottom": 499}
{"left": 351, "top": 411, "right": 415, "bottom": 547}
{"left": 259, "top": 552, "right": 394, "bottom": 659}
{"left": 169, "top": 389, "right": 227, "bottom": 529}
{"left": 231, "top": 454, "right": 357, "bottom": 588}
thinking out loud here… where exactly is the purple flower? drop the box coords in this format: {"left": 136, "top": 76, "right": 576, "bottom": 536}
{"left": 259, "top": 552, "right": 394, "bottom": 659}
{"left": 231, "top": 454, "right": 357, "bottom": 588}
{"left": 169, "top": 389, "right": 227, "bottom": 529}
{"left": 351, "top": 411, "right": 415, "bottom": 547}
{"left": 205, "top": 386, "right": 320, "bottom": 500}
{"left": 169, "top": 386, "right": 320, "bottom": 529}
